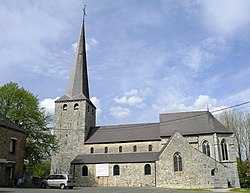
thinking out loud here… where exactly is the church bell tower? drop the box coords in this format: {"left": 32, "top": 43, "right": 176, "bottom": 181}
{"left": 51, "top": 17, "right": 96, "bottom": 174}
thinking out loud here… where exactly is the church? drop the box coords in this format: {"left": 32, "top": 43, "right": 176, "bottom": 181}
{"left": 51, "top": 18, "right": 240, "bottom": 189}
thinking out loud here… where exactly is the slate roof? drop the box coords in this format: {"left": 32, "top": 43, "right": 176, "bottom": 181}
{"left": 57, "top": 21, "right": 90, "bottom": 102}
{"left": 85, "top": 111, "right": 232, "bottom": 144}
{"left": 71, "top": 152, "right": 159, "bottom": 164}
{"left": 159, "top": 111, "right": 232, "bottom": 137}
{"left": 0, "top": 113, "right": 26, "bottom": 134}
{"left": 85, "top": 123, "right": 161, "bottom": 144}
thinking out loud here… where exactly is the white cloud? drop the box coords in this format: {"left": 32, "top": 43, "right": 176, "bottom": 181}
{"left": 178, "top": 46, "right": 215, "bottom": 72}
{"left": 201, "top": 0, "right": 250, "bottom": 35}
{"left": 114, "top": 89, "right": 145, "bottom": 107}
{"left": 193, "top": 95, "right": 217, "bottom": 110}
{"left": 39, "top": 97, "right": 59, "bottom": 116}
{"left": 110, "top": 106, "right": 131, "bottom": 118}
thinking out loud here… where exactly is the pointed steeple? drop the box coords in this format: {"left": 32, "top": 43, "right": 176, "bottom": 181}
{"left": 57, "top": 20, "right": 90, "bottom": 101}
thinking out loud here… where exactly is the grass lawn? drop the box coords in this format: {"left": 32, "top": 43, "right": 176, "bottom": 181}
{"left": 230, "top": 189, "right": 250, "bottom": 192}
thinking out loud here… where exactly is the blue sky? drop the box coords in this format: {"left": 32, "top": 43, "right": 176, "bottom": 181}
{"left": 0, "top": 0, "right": 250, "bottom": 126}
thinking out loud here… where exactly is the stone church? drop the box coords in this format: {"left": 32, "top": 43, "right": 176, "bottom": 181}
{"left": 51, "top": 19, "right": 240, "bottom": 188}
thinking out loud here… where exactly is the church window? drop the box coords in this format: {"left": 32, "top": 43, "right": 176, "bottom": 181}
{"left": 87, "top": 106, "right": 90, "bottom": 112}
{"left": 92, "top": 109, "right": 94, "bottom": 115}
{"left": 63, "top": 104, "right": 67, "bottom": 111}
{"left": 90, "top": 147, "right": 94, "bottom": 154}
{"left": 148, "top": 144, "right": 153, "bottom": 151}
{"left": 211, "top": 169, "right": 215, "bottom": 176}
{"left": 74, "top": 103, "right": 79, "bottom": 110}
{"left": 144, "top": 164, "right": 151, "bottom": 175}
{"left": 202, "top": 140, "right": 210, "bottom": 157}
{"left": 221, "top": 139, "right": 228, "bottom": 160}
{"left": 133, "top": 145, "right": 137, "bottom": 152}
{"left": 82, "top": 165, "right": 88, "bottom": 176}
{"left": 119, "top": 146, "right": 122, "bottom": 153}
{"left": 113, "top": 165, "right": 120, "bottom": 176}
{"left": 105, "top": 147, "right": 108, "bottom": 153}
{"left": 173, "top": 152, "right": 182, "bottom": 172}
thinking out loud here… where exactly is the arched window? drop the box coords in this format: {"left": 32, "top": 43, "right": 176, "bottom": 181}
{"left": 148, "top": 144, "right": 153, "bottom": 152}
{"left": 119, "top": 146, "right": 122, "bottom": 153}
{"left": 144, "top": 164, "right": 151, "bottom": 175}
{"left": 113, "top": 165, "right": 120, "bottom": 176}
{"left": 133, "top": 145, "right": 137, "bottom": 152}
{"left": 82, "top": 165, "right": 88, "bottom": 176}
{"left": 74, "top": 103, "right": 79, "bottom": 110}
{"left": 90, "top": 147, "right": 94, "bottom": 154}
{"left": 211, "top": 169, "right": 215, "bottom": 176}
{"left": 173, "top": 152, "right": 182, "bottom": 172}
{"left": 63, "top": 104, "right": 67, "bottom": 111}
{"left": 105, "top": 147, "right": 108, "bottom": 153}
{"left": 202, "top": 140, "right": 210, "bottom": 157}
{"left": 221, "top": 139, "right": 228, "bottom": 160}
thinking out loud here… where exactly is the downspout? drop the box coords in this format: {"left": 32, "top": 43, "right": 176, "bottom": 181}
{"left": 154, "top": 161, "right": 157, "bottom": 187}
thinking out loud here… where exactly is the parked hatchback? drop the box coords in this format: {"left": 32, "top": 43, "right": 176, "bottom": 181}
{"left": 40, "top": 174, "right": 76, "bottom": 189}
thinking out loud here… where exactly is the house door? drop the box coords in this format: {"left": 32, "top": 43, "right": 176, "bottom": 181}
{"left": 5, "top": 165, "right": 14, "bottom": 186}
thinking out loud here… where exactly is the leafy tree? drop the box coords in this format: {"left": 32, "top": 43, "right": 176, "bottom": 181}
{"left": 238, "top": 160, "right": 250, "bottom": 188}
{"left": 0, "top": 82, "right": 58, "bottom": 165}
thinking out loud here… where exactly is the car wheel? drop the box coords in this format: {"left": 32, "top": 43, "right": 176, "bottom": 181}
{"left": 60, "top": 184, "right": 65, "bottom": 189}
{"left": 41, "top": 183, "right": 47, "bottom": 189}
{"left": 69, "top": 186, "right": 73, "bottom": 189}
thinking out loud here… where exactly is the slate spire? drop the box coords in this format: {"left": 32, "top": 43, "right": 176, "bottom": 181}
{"left": 57, "top": 19, "right": 90, "bottom": 101}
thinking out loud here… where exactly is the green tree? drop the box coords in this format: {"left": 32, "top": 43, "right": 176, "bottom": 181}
{"left": 0, "top": 82, "right": 58, "bottom": 165}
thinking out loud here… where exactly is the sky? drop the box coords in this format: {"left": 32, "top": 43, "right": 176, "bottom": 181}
{"left": 0, "top": 0, "right": 250, "bottom": 126}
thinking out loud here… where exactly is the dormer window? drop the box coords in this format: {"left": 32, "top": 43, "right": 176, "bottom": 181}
{"left": 74, "top": 103, "right": 79, "bottom": 110}
{"left": 63, "top": 104, "right": 67, "bottom": 111}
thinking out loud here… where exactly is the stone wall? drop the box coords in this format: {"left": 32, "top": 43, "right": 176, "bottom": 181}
{"left": 74, "top": 162, "right": 156, "bottom": 187}
{"left": 156, "top": 132, "right": 228, "bottom": 188}
{"left": 85, "top": 141, "right": 161, "bottom": 154}
{"left": 51, "top": 99, "right": 96, "bottom": 174}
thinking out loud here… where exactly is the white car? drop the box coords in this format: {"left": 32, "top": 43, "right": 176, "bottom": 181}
{"left": 40, "top": 174, "right": 76, "bottom": 189}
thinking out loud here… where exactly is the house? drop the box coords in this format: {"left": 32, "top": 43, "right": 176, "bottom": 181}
{"left": 51, "top": 18, "right": 240, "bottom": 188}
{"left": 0, "top": 113, "right": 26, "bottom": 186}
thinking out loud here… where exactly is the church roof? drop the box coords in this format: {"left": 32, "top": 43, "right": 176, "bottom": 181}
{"left": 71, "top": 152, "right": 159, "bottom": 164}
{"left": 85, "top": 123, "right": 161, "bottom": 144}
{"left": 159, "top": 111, "right": 232, "bottom": 137}
{"left": 57, "top": 21, "right": 90, "bottom": 102}
{"left": 85, "top": 111, "right": 232, "bottom": 144}
{"left": 0, "top": 113, "right": 26, "bottom": 134}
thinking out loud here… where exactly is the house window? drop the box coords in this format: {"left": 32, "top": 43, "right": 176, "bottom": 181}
{"left": 90, "top": 147, "right": 94, "bottom": 154}
{"left": 10, "top": 138, "right": 17, "bottom": 154}
{"left": 113, "top": 165, "right": 120, "bottom": 176}
{"left": 63, "top": 104, "right": 67, "bottom": 111}
{"left": 144, "top": 164, "right": 151, "bottom": 175}
{"left": 133, "top": 145, "right": 137, "bottom": 152}
{"left": 74, "top": 103, "right": 79, "bottom": 110}
{"left": 148, "top": 144, "right": 152, "bottom": 151}
{"left": 105, "top": 147, "right": 108, "bottom": 153}
{"left": 119, "top": 146, "right": 122, "bottom": 153}
{"left": 202, "top": 140, "right": 210, "bottom": 157}
{"left": 173, "top": 152, "right": 182, "bottom": 172}
{"left": 221, "top": 139, "right": 228, "bottom": 160}
{"left": 82, "top": 165, "right": 88, "bottom": 176}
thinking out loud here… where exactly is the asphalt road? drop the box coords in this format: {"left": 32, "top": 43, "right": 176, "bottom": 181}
{"left": 0, "top": 187, "right": 229, "bottom": 193}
